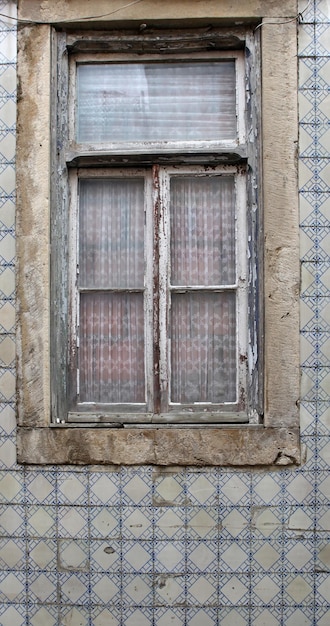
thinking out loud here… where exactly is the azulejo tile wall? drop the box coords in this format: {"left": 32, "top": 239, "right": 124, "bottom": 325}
{"left": 0, "top": 0, "right": 329, "bottom": 624}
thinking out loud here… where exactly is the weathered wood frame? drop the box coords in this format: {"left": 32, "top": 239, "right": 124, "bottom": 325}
{"left": 67, "top": 165, "right": 248, "bottom": 423}
{"left": 16, "top": 4, "right": 301, "bottom": 466}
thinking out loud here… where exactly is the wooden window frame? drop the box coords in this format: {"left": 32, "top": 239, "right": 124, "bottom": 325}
{"left": 68, "top": 165, "right": 249, "bottom": 424}
{"left": 16, "top": 18, "right": 301, "bottom": 466}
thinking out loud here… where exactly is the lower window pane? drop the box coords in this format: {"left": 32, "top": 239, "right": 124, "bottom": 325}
{"left": 79, "top": 292, "right": 145, "bottom": 403}
{"left": 170, "top": 292, "right": 236, "bottom": 404}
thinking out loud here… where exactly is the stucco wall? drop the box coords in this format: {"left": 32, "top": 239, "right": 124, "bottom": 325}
{"left": 0, "top": 0, "right": 330, "bottom": 624}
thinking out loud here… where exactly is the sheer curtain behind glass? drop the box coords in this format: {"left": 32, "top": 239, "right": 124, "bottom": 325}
{"left": 77, "top": 61, "right": 236, "bottom": 143}
{"left": 170, "top": 175, "right": 237, "bottom": 404}
{"left": 78, "top": 178, "right": 145, "bottom": 403}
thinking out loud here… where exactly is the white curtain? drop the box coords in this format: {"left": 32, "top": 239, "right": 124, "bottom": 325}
{"left": 77, "top": 61, "right": 236, "bottom": 143}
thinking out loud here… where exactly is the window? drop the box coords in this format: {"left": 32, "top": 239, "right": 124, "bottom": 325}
{"left": 63, "top": 50, "right": 251, "bottom": 424}
{"left": 17, "top": 14, "right": 300, "bottom": 465}
{"left": 69, "top": 165, "right": 247, "bottom": 423}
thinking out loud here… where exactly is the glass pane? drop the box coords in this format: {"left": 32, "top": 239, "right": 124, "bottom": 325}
{"left": 79, "top": 178, "right": 144, "bottom": 289}
{"left": 77, "top": 62, "right": 236, "bottom": 143}
{"left": 79, "top": 293, "right": 145, "bottom": 403}
{"left": 170, "top": 292, "right": 236, "bottom": 403}
{"left": 170, "top": 176, "right": 235, "bottom": 286}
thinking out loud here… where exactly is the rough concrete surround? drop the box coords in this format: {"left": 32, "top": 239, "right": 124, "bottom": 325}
{"left": 16, "top": 0, "right": 300, "bottom": 466}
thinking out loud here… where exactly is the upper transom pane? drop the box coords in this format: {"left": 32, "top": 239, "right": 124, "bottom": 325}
{"left": 76, "top": 61, "right": 237, "bottom": 143}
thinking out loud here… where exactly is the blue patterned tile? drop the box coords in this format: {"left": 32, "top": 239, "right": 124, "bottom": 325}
{"left": 251, "top": 472, "right": 283, "bottom": 505}
{"left": 218, "top": 573, "right": 250, "bottom": 605}
{"left": 122, "top": 541, "right": 153, "bottom": 574}
{"left": 315, "top": 535, "right": 330, "bottom": 572}
{"left": 299, "top": 21, "right": 315, "bottom": 56}
{"left": 220, "top": 506, "right": 251, "bottom": 540}
{"left": 26, "top": 505, "right": 56, "bottom": 539}
{"left": 300, "top": 401, "right": 317, "bottom": 435}
{"left": 250, "top": 539, "right": 282, "bottom": 572}
{"left": 121, "top": 607, "right": 153, "bottom": 626}
{"left": 287, "top": 505, "right": 316, "bottom": 534}
{"left": 316, "top": 505, "right": 330, "bottom": 532}
{"left": 300, "top": 192, "right": 330, "bottom": 226}
{"left": 91, "top": 605, "right": 121, "bottom": 626}
{"left": 0, "top": 370, "right": 15, "bottom": 404}
{"left": 219, "top": 606, "right": 250, "bottom": 626}
{"left": 122, "top": 573, "right": 154, "bottom": 606}
{"left": 153, "top": 607, "right": 185, "bottom": 626}
{"left": 219, "top": 540, "right": 250, "bottom": 572}
{"left": 57, "top": 470, "right": 88, "bottom": 506}
{"left": 0, "top": 196, "right": 14, "bottom": 229}
{"left": 186, "top": 540, "right": 217, "bottom": 573}
{"left": 0, "top": 537, "right": 25, "bottom": 569}
{"left": 28, "top": 538, "right": 57, "bottom": 571}
{"left": 316, "top": 401, "right": 330, "bottom": 434}
{"left": 121, "top": 506, "right": 154, "bottom": 540}
{"left": 0, "top": 604, "right": 25, "bottom": 626}
{"left": 89, "top": 470, "right": 121, "bottom": 505}
{"left": 251, "top": 506, "right": 283, "bottom": 539}
{"left": 251, "top": 572, "right": 282, "bottom": 605}
{"left": 185, "top": 470, "right": 217, "bottom": 506}
{"left": 121, "top": 475, "right": 152, "bottom": 506}
{"left": 154, "top": 573, "right": 185, "bottom": 606}
{"left": 299, "top": 0, "right": 315, "bottom": 24}
{"left": 0, "top": 403, "right": 15, "bottom": 438}
{"left": 282, "top": 536, "right": 315, "bottom": 572}
{"left": 283, "top": 572, "right": 314, "bottom": 606}
{"left": 314, "top": 572, "right": 330, "bottom": 604}
{"left": 57, "top": 506, "right": 89, "bottom": 538}
{"left": 90, "top": 539, "right": 121, "bottom": 572}
{"left": 316, "top": 606, "right": 330, "bottom": 626}
{"left": 0, "top": 570, "right": 26, "bottom": 602}
{"left": 0, "top": 469, "right": 24, "bottom": 503}
{"left": 153, "top": 472, "right": 185, "bottom": 507}
{"left": 154, "top": 540, "right": 185, "bottom": 573}
{"left": 154, "top": 506, "right": 186, "bottom": 540}
{"left": 58, "top": 538, "right": 89, "bottom": 572}
{"left": 281, "top": 606, "right": 314, "bottom": 626}
{"left": 59, "top": 571, "right": 89, "bottom": 605}
{"left": 218, "top": 472, "right": 251, "bottom": 507}
{"left": 185, "top": 607, "right": 219, "bottom": 625}
{"left": 0, "top": 265, "right": 14, "bottom": 298}
{"left": 186, "top": 507, "right": 219, "bottom": 540}
{"left": 250, "top": 605, "right": 281, "bottom": 626}
{"left": 25, "top": 469, "right": 56, "bottom": 505}
{"left": 90, "top": 572, "right": 121, "bottom": 604}
{"left": 0, "top": 503, "right": 25, "bottom": 536}
{"left": 315, "top": 437, "right": 330, "bottom": 469}
{"left": 282, "top": 472, "right": 315, "bottom": 505}
{"left": 315, "top": 22, "right": 330, "bottom": 52}
{"left": 89, "top": 506, "right": 121, "bottom": 539}
{"left": 28, "top": 605, "right": 58, "bottom": 626}
{"left": 59, "top": 606, "right": 89, "bottom": 626}
{"left": 28, "top": 570, "right": 57, "bottom": 604}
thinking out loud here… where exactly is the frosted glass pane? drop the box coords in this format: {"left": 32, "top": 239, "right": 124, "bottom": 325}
{"left": 79, "top": 293, "right": 145, "bottom": 403}
{"left": 79, "top": 178, "right": 144, "bottom": 289}
{"left": 170, "top": 176, "right": 235, "bottom": 286}
{"left": 77, "top": 62, "right": 236, "bottom": 143}
{"left": 170, "top": 292, "right": 236, "bottom": 403}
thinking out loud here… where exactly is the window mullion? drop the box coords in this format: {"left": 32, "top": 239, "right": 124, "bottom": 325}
{"left": 145, "top": 172, "right": 154, "bottom": 412}
{"left": 157, "top": 166, "right": 170, "bottom": 414}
